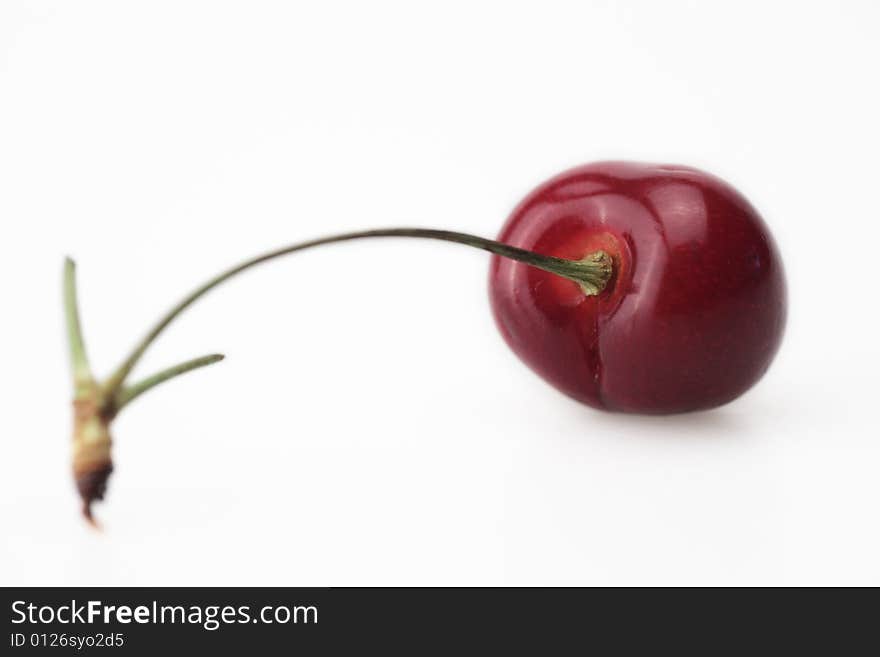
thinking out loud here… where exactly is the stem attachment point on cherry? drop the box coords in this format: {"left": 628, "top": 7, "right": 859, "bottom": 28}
{"left": 562, "top": 250, "right": 613, "bottom": 296}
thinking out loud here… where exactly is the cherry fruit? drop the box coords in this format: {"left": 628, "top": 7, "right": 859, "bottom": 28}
{"left": 490, "top": 161, "right": 786, "bottom": 414}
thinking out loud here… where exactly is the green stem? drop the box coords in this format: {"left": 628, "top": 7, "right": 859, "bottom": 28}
{"left": 64, "top": 257, "right": 93, "bottom": 395}
{"left": 111, "top": 353, "right": 225, "bottom": 414}
{"left": 102, "top": 228, "right": 613, "bottom": 401}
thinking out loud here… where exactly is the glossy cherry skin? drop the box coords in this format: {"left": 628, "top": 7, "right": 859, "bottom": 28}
{"left": 489, "top": 161, "right": 786, "bottom": 414}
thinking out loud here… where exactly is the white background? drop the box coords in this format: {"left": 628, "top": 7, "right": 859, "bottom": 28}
{"left": 1, "top": 1, "right": 878, "bottom": 586}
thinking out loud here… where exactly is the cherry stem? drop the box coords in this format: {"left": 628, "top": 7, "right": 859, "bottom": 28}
{"left": 100, "top": 228, "right": 613, "bottom": 406}
{"left": 64, "top": 257, "right": 94, "bottom": 397}
{"left": 110, "top": 353, "right": 226, "bottom": 415}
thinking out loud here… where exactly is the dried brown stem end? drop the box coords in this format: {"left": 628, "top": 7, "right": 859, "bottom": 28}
{"left": 72, "top": 391, "right": 113, "bottom": 526}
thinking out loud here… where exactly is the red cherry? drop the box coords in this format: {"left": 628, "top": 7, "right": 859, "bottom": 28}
{"left": 489, "top": 161, "right": 787, "bottom": 414}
